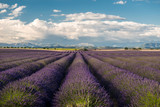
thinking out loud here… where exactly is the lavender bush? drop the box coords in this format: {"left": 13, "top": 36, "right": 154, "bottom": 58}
{"left": 83, "top": 53, "right": 160, "bottom": 106}
{"left": 53, "top": 53, "right": 112, "bottom": 107}
{"left": 88, "top": 52, "right": 160, "bottom": 82}
{"left": 0, "top": 55, "right": 54, "bottom": 72}
{"left": 0, "top": 54, "right": 67, "bottom": 89}
{"left": 0, "top": 53, "right": 75, "bottom": 107}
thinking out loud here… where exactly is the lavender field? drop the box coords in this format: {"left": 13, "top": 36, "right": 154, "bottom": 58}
{"left": 0, "top": 49, "right": 160, "bottom": 107}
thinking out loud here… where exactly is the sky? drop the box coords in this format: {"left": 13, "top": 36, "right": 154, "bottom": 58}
{"left": 0, "top": 0, "right": 160, "bottom": 47}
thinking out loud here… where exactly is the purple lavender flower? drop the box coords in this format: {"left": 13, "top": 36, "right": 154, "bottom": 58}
{"left": 53, "top": 53, "right": 112, "bottom": 107}
{"left": 83, "top": 53, "right": 160, "bottom": 106}
{"left": 0, "top": 53, "right": 75, "bottom": 107}
{"left": 0, "top": 53, "right": 68, "bottom": 89}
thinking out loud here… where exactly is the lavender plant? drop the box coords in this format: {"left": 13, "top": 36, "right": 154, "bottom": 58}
{"left": 83, "top": 53, "right": 160, "bottom": 106}
{"left": 88, "top": 52, "right": 160, "bottom": 82}
{"left": 0, "top": 54, "right": 67, "bottom": 90}
{"left": 0, "top": 55, "right": 54, "bottom": 72}
{"left": 0, "top": 53, "right": 75, "bottom": 107}
{"left": 0, "top": 49, "right": 59, "bottom": 64}
{"left": 53, "top": 53, "right": 112, "bottom": 107}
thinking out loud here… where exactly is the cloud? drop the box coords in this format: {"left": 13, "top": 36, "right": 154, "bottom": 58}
{"left": 0, "top": 3, "right": 9, "bottom": 9}
{"left": 140, "top": 27, "right": 160, "bottom": 37}
{"left": 51, "top": 14, "right": 65, "bottom": 17}
{"left": 62, "top": 12, "right": 125, "bottom": 21}
{"left": 0, "top": 19, "right": 45, "bottom": 43}
{"left": 53, "top": 9, "right": 61, "bottom": 13}
{"left": 10, "top": 3, "right": 18, "bottom": 9}
{"left": 0, "top": 12, "right": 160, "bottom": 45}
{"left": 114, "top": 0, "right": 127, "bottom": 5}
{"left": 8, "top": 6, "right": 26, "bottom": 19}
{"left": 0, "top": 9, "right": 7, "bottom": 14}
{"left": 78, "top": 43, "right": 94, "bottom": 46}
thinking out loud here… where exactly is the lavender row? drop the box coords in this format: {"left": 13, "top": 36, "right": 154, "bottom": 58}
{"left": 53, "top": 53, "right": 112, "bottom": 107}
{"left": 0, "top": 53, "right": 74, "bottom": 107}
{"left": 93, "top": 52, "right": 160, "bottom": 70}
{"left": 112, "top": 56, "right": 160, "bottom": 71}
{"left": 0, "top": 56, "right": 33, "bottom": 64}
{"left": 0, "top": 52, "right": 62, "bottom": 70}
{"left": 82, "top": 53, "right": 160, "bottom": 106}
{"left": 0, "top": 54, "right": 57, "bottom": 72}
{"left": 85, "top": 50, "right": 160, "bottom": 57}
{"left": 0, "top": 49, "right": 59, "bottom": 63}
{"left": 0, "top": 53, "right": 68, "bottom": 90}
{"left": 89, "top": 53, "right": 160, "bottom": 82}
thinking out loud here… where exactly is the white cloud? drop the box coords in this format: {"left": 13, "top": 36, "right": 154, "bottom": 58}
{"left": 0, "top": 9, "right": 7, "bottom": 14}
{"left": 8, "top": 6, "right": 26, "bottom": 19}
{"left": 63, "top": 12, "right": 125, "bottom": 21}
{"left": 53, "top": 9, "right": 61, "bottom": 13}
{"left": 0, "top": 19, "right": 45, "bottom": 43}
{"left": 78, "top": 43, "right": 94, "bottom": 46}
{"left": 51, "top": 14, "right": 65, "bottom": 17}
{"left": 140, "top": 27, "right": 160, "bottom": 37}
{"left": 10, "top": 3, "right": 18, "bottom": 9}
{"left": 114, "top": 0, "right": 127, "bottom": 5}
{"left": 0, "top": 3, "right": 9, "bottom": 9}
{"left": 0, "top": 12, "right": 160, "bottom": 44}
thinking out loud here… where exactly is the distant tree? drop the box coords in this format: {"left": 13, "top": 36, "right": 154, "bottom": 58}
{"left": 138, "top": 48, "right": 142, "bottom": 50}
{"left": 43, "top": 47, "right": 46, "bottom": 49}
{"left": 84, "top": 48, "right": 88, "bottom": 51}
{"left": 132, "top": 48, "right": 137, "bottom": 50}
{"left": 124, "top": 47, "right": 128, "bottom": 50}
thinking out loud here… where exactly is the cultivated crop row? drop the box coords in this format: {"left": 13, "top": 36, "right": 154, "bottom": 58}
{"left": 87, "top": 52, "right": 160, "bottom": 83}
{"left": 0, "top": 49, "right": 160, "bottom": 107}
{"left": 82, "top": 53, "right": 160, "bottom": 106}
{"left": 0, "top": 49, "right": 58, "bottom": 64}
{"left": 0, "top": 53, "right": 75, "bottom": 106}
{"left": 0, "top": 53, "right": 68, "bottom": 90}
{"left": 53, "top": 53, "right": 112, "bottom": 107}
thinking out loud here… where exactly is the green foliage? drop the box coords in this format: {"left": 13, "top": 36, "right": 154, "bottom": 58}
{"left": 0, "top": 89, "right": 36, "bottom": 107}
{"left": 132, "top": 48, "right": 137, "bottom": 50}
{"left": 138, "top": 92, "right": 160, "bottom": 107}
{"left": 0, "top": 82, "right": 40, "bottom": 107}
{"left": 58, "top": 91, "right": 108, "bottom": 107}
{"left": 84, "top": 48, "right": 88, "bottom": 51}
{"left": 124, "top": 47, "right": 128, "bottom": 50}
